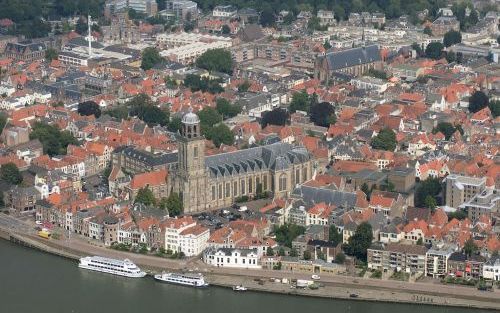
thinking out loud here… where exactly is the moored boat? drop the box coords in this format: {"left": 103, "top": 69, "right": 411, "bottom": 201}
{"left": 78, "top": 256, "right": 146, "bottom": 278}
{"left": 232, "top": 285, "right": 248, "bottom": 292}
{"left": 154, "top": 272, "right": 209, "bottom": 288}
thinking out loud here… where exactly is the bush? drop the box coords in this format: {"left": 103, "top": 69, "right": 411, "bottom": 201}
{"left": 370, "top": 270, "right": 382, "bottom": 279}
{"left": 235, "top": 196, "right": 249, "bottom": 203}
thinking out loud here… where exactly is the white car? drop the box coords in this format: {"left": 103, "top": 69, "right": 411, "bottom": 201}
{"left": 311, "top": 275, "right": 321, "bottom": 280}
{"left": 35, "top": 221, "right": 43, "bottom": 225}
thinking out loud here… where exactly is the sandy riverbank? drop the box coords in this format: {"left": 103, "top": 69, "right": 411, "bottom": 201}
{"left": 2, "top": 227, "right": 500, "bottom": 311}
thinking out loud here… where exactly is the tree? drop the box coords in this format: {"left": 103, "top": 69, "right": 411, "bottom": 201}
{"left": 167, "top": 116, "right": 182, "bottom": 133}
{"left": 310, "top": 102, "right": 335, "bottom": 127}
{"left": 425, "top": 42, "right": 444, "bottom": 60}
{"left": 367, "top": 68, "right": 388, "bottom": 80}
{"left": 273, "top": 223, "right": 306, "bottom": 248}
{"left": 266, "top": 246, "right": 275, "bottom": 256}
{"left": 329, "top": 225, "right": 342, "bottom": 246}
{"left": 134, "top": 187, "right": 156, "bottom": 206}
{"left": 303, "top": 250, "right": 312, "bottom": 260}
{"left": 183, "top": 74, "right": 224, "bottom": 94}
{"left": 29, "top": 122, "right": 78, "bottom": 156}
{"left": 165, "top": 192, "right": 183, "bottom": 216}
{"left": 323, "top": 40, "right": 331, "bottom": 50}
{"left": 411, "top": 42, "right": 423, "bottom": 56}
{"left": 424, "top": 195, "right": 437, "bottom": 211}
{"left": 205, "top": 123, "right": 234, "bottom": 147}
{"left": 371, "top": 128, "right": 397, "bottom": 151}
{"left": 78, "top": 101, "right": 101, "bottom": 118}
{"left": 198, "top": 107, "right": 223, "bottom": 132}
{"left": 221, "top": 25, "right": 230, "bottom": 34}
{"left": 0, "top": 163, "right": 22, "bottom": 185}
{"left": 432, "top": 122, "right": 458, "bottom": 140}
{"left": 216, "top": 98, "right": 241, "bottom": 119}
{"left": 261, "top": 108, "right": 289, "bottom": 127}
{"left": 468, "top": 90, "right": 489, "bottom": 113}
{"left": 0, "top": 113, "right": 6, "bottom": 134}
{"left": 416, "top": 237, "right": 423, "bottom": 245}
{"left": 344, "top": 222, "right": 373, "bottom": 261}
{"left": 126, "top": 94, "right": 169, "bottom": 126}
{"left": 423, "top": 26, "right": 432, "bottom": 36}
{"left": 75, "top": 17, "right": 87, "bottom": 35}
{"left": 489, "top": 100, "right": 500, "bottom": 118}
{"left": 463, "top": 238, "right": 478, "bottom": 257}
{"left": 141, "top": 47, "right": 163, "bottom": 71}
{"left": 448, "top": 210, "right": 467, "bottom": 221}
{"left": 445, "top": 51, "right": 456, "bottom": 63}
{"left": 415, "top": 177, "right": 442, "bottom": 208}
{"left": 45, "top": 48, "right": 58, "bottom": 61}
{"left": 289, "top": 248, "right": 298, "bottom": 257}
{"left": 260, "top": 6, "right": 275, "bottom": 27}
{"left": 335, "top": 252, "right": 346, "bottom": 264}
{"left": 237, "top": 80, "right": 251, "bottom": 92}
{"left": 289, "top": 91, "right": 310, "bottom": 113}
{"left": 443, "top": 30, "right": 462, "bottom": 47}
{"left": 361, "top": 183, "right": 372, "bottom": 200}
{"left": 195, "top": 48, "right": 233, "bottom": 74}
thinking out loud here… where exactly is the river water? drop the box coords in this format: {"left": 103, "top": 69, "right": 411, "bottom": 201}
{"left": 0, "top": 240, "right": 491, "bottom": 313}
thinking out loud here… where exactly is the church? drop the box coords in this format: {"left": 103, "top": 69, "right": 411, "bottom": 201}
{"left": 167, "top": 111, "right": 313, "bottom": 214}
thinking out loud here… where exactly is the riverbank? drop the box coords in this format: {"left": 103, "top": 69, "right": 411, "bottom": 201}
{"left": 1, "top": 225, "right": 499, "bottom": 311}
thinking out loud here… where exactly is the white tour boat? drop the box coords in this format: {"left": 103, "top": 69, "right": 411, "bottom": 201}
{"left": 154, "top": 272, "right": 209, "bottom": 288}
{"left": 78, "top": 256, "right": 147, "bottom": 278}
{"left": 232, "top": 285, "right": 248, "bottom": 292}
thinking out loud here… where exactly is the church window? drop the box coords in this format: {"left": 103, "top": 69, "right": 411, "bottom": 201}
{"left": 302, "top": 167, "right": 308, "bottom": 182}
{"left": 218, "top": 184, "right": 222, "bottom": 199}
{"left": 263, "top": 175, "right": 267, "bottom": 190}
{"left": 241, "top": 180, "right": 245, "bottom": 195}
{"left": 279, "top": 174, "right": 287, "bottom": 191}
{"left": 225, "top": 183, "right": 230, "bottom": 197}
{"left": 194, "top": 146, "right": 198, "bottom": 158}
{"left": 233, "top": 181, "right": 238, "bottom": 197}
{"left": 295, "top": 168, "right": 300, "bottom": 185}
{"left": 248, "top": 178, "right": 253, "bottom": 193}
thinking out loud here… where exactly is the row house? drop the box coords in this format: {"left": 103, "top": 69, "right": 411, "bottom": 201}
{"left": 368, "top": 243, "right": 428, "bottom": 273}
{"left": 203, "top": 247, "right": 261, "bottom": 269}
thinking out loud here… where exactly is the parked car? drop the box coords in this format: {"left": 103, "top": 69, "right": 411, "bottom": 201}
{"left": 311, "top": 275, "right": 321, "bottom": 280}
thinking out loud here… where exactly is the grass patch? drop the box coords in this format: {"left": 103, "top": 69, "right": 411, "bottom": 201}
{"left": 370, "top": 270, "right": 382, "bottom": 279}
{"left": 390, "top": 271, "right": 409, "bottom": 281}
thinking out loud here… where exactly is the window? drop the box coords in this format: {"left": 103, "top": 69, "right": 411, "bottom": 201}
{"left": 248, "top": 178, "right": 253, "bottom": 193}
{"left": 263, "top": 174, "right": 267, "bottom": 190}
{"left": 194, "top": 146, "right": 198, "bottom": 158}
{"left": 279, "top": 174, "right": 287, "bottom": 191}
{"left": 225, "top": 183, "right": 230, "bottom": 197}
{"left": 218, "top": 184, "right": 223, "bottom": 199}
{"left": 295, "top": 168, "right": 300, "bottom": 185}
{"left": 211, "top": 186, "right": 216, "bottom": 201}
{"left": 302, "top": 167, "right": 308, "bottom": 182}
{"left": 241, "top": 180, "right": 245, "bottom": 195}
{"left": 233, "top": 181, "right": 238, "bottom": 197}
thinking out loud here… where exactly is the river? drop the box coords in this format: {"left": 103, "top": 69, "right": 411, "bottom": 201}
{"left": 0, "top": 240, "right": 492, "bottom": 313}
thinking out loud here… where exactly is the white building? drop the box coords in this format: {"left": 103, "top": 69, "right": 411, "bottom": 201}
{"left": 425, "top": 246, "right": 455, "bottom": 278}
{"left": 483, "top": 257, "right": 500, "bottom": 281}
{"left": 163, "top": 216, "right": 197, "bottom": 253}
{"left": 179, "top": 224, "right": 210, "bottom": 256}
{"left": 350, "top": 76, "right": 389, "bottom": 93}
{"left": 212, "top": 5, "right": 237, "bottom": 18}
{"left": 203, "top": 247, "right": 261, "bottom": 269}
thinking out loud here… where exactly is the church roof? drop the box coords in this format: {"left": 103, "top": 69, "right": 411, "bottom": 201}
{"left": 324, "top": 45, "right": 381, "bottom": 71}
{"left": 205, "top": 143, "right": 310, "bottom": 178}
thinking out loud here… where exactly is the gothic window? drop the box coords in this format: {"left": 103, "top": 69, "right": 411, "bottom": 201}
{"left": 218, "top": 184, "right": 223, "bottom": 199}
{"left": 225, "top": 183, "right": 230, "bottom": 198}
{"left": 263, "top": 174, "right": 267, "bottom": 190}
{"left": 248, "top": 178, "right": 253, "bottom": 193}
{"left": 241, "top": 180, "right": 245, "bottom": 195}
{"left": 302, "top": 167, "right": 308, "bottom": 182}
{"left": 279, "top": 174, "right": 287, "bottom": 191}
{"left": 295, "top": 168, "right": 300, "bottom": 185}
{"left": 233, "top": 181, "right": 238, "bottom": 197}
{"left": 194, "top": 146, "right": 198, "bottom": 158}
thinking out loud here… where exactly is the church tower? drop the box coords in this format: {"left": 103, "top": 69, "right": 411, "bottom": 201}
{"left": 175, "top": 109, "right": 207, "bottom": 213}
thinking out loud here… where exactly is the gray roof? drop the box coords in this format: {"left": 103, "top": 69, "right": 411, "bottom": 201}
{"left": 324, "top": 45, "right": 381, "bottom": 71}
{"left": 205, "top": 143, "right": 310, "bottom": 178}
{"left": 291, "top": 185, "right": 357, "bottom": 207}
{"left": 115, "top": 146, "right": 178, "bottom": 166}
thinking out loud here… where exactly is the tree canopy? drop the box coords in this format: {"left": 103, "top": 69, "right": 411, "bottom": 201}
{"left": 216, "top": 98, "right": 241, "bottom": 119}
{"left": 425, "top": 42, "right": 444, "bottom": 60}
{"left": 124, "top": 94, "right": 170, "bottom": 126}
{"left": 261, "top": 108, "right": 289, "bottom": 128}
{"left": 141, "top": 47, "right": 163, "bottom": 71}
{"left": 489, "top": 100, "right": 500, "bottom": 118}
{"left": 371, "top": 128, "right": 397, "bottom": 151}
{"left": 343, "top": 222, "right": 373, "bottom": 261}
{"left": 45, "top": 48, "right": 58, "bottom": 62}
{"left": 309, "top": 102, "right": 336, "bottom": 127}
{"left": 165, "top": 192, "right": 183, "bottom": 216}
{"left": 0, "top": 163, "right": 23, "bottom": 185}
{"left": 78, "top": 101, "right": 101, "bottom": 118}
{"left": 195, "top": 48, "right": 233, "bottom": 74}
{"left": 443, "top": 30, "right": 462, "bottom": 47}
{"left": 198, "top": 107, "right": 223, "bottom": 131}
{"left": 329, "top": 225, "right": 342, "bottom": 246}
{"left": 415, "top": 177, "right": 442, "bottom": 208}
{"left": 134, "top": 187, "right": 156, "bottom": 206}
{"left": 273, "top": 223, "right": 305, "bottom": 248}
{"left": 432, "top": 122, "right": 462, "bottom": 140}
{"left": 29, "top": 122, "right": 78, "bottom": 156}
{"left": 468, "top": 90, "right": 489, "bottom": 113}
{"left": 289, "top": 91, "right": 311, "bottom": 113}
{"left": 183, "top": 74, "right": 224, "bottom": 94}
{"left": 205, "top": 123, "right": 234, "bottom": 148}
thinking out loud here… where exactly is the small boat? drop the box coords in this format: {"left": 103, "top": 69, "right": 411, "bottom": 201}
{"left": 232, "top": 285, "right": 248, "bottom": 292}
{"left": 349, "top": 293, "right": 359, "bottom": 298}
{"left": 154, "top": 272, "right": 209, "bottom": 288}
